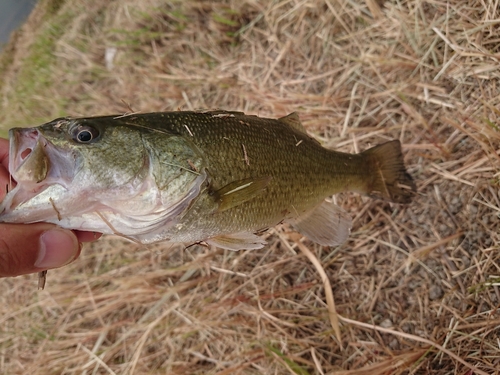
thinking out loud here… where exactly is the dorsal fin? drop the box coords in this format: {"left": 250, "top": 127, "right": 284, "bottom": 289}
{"left": 278, "top": 112, "right": 307, "bottom": 133}
{"left": 195, "top": 109, "right": 245, "bottom": 116}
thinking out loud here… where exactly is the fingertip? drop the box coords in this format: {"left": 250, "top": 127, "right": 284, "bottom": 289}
{"left": 74, "top": 231, "right": 102, "bottom": 243}
{"left": 35, "top": 229, "right": 79, "bottom": 269}
{"left": 0, "top": 137, "right": 9, "bottom": 169}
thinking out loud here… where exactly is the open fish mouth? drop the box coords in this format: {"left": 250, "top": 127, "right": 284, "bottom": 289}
{"left": 9, "top": 128, "right": 50, "bottom": 184}
{"left": 0, "top": 127, "right": 78, "bottom": 218}
{"left": 8, "top": 127, "right": 76, "bottom": 188}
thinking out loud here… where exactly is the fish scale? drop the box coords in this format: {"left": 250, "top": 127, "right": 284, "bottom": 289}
{"left": 0, "top": 111, "right": 416, "bottom": 250}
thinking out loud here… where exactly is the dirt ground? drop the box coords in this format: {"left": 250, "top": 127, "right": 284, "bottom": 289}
{"left": 0, "top": 0, "right": 499, "bottom": 374}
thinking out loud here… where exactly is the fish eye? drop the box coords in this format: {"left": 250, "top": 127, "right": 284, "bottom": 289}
{"left": 71, "top": 125, "right": 100, "bottom": 144}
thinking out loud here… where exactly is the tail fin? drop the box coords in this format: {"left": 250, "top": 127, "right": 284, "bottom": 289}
{"left": 361, "top": 140, "right": 416, "bottom": 204}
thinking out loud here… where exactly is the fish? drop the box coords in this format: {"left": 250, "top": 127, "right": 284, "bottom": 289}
{"left": 0, "top": 110, "right": 416, "bottom": 250}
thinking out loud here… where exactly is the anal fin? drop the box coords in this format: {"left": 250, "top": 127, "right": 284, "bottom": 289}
{"left": 206, "top": 232, "right": 267, "bottom": 251}
{"left": 290, "top": 200, "right": 352, "bottom": 247}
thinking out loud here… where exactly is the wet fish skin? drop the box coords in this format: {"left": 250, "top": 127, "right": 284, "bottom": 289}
{"left": 0, "top": 111, "right": 416, "bottom": 250}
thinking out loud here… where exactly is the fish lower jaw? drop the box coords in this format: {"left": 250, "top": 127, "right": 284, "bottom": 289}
{"left": 0, "top": 185, "right": 49, "bottom": 222}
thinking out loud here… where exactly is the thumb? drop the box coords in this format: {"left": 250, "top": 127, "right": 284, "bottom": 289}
{"left": 0, "top": 223, "right": 80, "bottom": 277}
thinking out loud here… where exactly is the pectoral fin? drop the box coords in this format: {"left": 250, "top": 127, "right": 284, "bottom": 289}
{"left": 206, "top": 232, "right": 267, "bottom": 251}
{"left": 290, "top": 200, "right": 352, "bottom": 247}
{"left": 215, "top": 176, "right": 272, "bottom": 212}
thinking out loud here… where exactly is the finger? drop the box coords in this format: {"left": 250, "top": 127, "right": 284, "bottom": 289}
{"left": 0, "top": 166, "right": 11, "bottom": 201}
{"left": 74, "top": 231, "right": 103, "bottom": 242}
{"left": 0, "top": 138, "right": 14, "bottom": 201}
{"left": 0, "top": 223, "right": 81, "bottom": 277}
{"left": 0, "top": 138, "right": 9, "bottom": 170}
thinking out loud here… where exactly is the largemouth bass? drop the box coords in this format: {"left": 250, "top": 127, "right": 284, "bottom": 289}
{"left": 0, "top": 111, "right": 415, "bottom": 250}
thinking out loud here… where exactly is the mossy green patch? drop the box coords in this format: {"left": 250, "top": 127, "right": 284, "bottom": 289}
{"left": 1, "top": 2, "right": 75, "bottom": 129}
{"left": 44, "top": 0, "right": 68, "bottom": 15}
{"left": 265, "top": 344, "right": 311, "bottom": 375}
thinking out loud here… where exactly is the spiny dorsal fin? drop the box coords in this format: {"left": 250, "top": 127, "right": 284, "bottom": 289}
{"left": 278, "top": 112, "right": 307, "bottom": 134}
{"left": 195, "top": 109, "right": 245, "bottom": 116}
{"left": 214, "top": 176, "right": 272, "bottom": 212}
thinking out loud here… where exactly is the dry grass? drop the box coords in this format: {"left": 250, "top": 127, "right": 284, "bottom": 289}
{"left": 1, "top": 0, "right": 500, "bottom": 374}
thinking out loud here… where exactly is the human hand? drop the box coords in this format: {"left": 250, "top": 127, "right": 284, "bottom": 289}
{"left": 0, "top": 137, "right": 101, "bottom": 277}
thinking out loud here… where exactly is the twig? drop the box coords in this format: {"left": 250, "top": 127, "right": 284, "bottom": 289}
{"left": 338, "top": 316, "right": 490, "bottom": 375}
